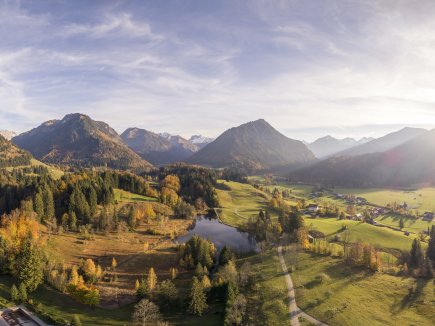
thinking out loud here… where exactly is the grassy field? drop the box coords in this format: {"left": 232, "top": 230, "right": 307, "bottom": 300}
{"left": 238, "top": 249, "right": 291, "bottom": 326}
{"left": 285, "top": 247, "right": 435, "bottom": 326}
{"left": 306, "top": 217, "right": 416, "bottom": 251}
{"left": 335, "top": 187, "right": 435, "bottom": 212}
{"left": 113, "top": 188, "right": 157, "bottom": 203}
{"left": 376, "top": 214, "right": 434, "bottom": 234}
{"left": 216, "top": 180, "right": 275, "bottom": 226}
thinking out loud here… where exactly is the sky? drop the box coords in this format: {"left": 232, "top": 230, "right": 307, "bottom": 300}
{"left": 1, "top": 0, "right": 435, "bottom": 142}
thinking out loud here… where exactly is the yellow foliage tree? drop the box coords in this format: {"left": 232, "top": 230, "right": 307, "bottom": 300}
{"left": 147, "top": 267, "right": 157, "bottom": 291}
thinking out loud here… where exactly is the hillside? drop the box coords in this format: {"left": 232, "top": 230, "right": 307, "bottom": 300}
{"left": 291, "top": 128, "right": 435, "bottom": 187}
{"left": 0, "top": 134, "right": 32, "bottom": 168}
{"left": 333, "top": 127, "right": 427, "bottom": 157}
{"left": 308, "top": 136, "right": 372, "bottom": 158}
{"left": 187, "top": 119, "right": 316, "bottom": 171}
{"left": 121, "top": 128, "right": 198, "bottom": 165}
{"left": 13, "top": 114, "right": 153, "bottom": 171}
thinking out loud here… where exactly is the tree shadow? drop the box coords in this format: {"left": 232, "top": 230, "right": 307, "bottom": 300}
{"left": 391, "top": 278, "right": 431, "bottom": 313}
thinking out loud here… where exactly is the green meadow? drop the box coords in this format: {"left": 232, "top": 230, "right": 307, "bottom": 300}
{"left": 335, "top": 187, "right": 435, "bottom": 212}
{"left": 113, "top": 188, "right": 158, "bottom": 203}
{"left": 215, "top": 180, "right": 275, "bottom": 226}
{"left": 286, "top": 247, "right": 435, "bottom": 326}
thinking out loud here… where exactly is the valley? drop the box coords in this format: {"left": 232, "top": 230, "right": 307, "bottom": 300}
{"left": 1, "top": 116, "right": 435, "bottom": 326}
{"left": 3, "top": 2, "right": 435, "bottom": 325}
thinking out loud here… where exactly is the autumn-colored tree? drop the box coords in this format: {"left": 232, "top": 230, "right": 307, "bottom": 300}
{"left": 169, "top": 267, "right": 178, "bottom": 280}
{"left": 161, "top": 175, "right": 181, "bottom": 192}
{"left": 69, "top": 265, "right": 80, "bottom": 286}
{"left": 147, "top": 267, "right": 157, "bottom": 292}
{"left": 201, "top": 275, "right": 211, "bottom": 290}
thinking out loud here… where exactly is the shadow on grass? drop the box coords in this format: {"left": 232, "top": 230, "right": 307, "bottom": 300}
{"left": 391, "top": 278, "right": 431, "bottom": 313}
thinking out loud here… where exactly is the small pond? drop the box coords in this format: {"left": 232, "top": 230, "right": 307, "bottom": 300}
{"left": 177, "top": 216, "right": 258, "bottom": 253}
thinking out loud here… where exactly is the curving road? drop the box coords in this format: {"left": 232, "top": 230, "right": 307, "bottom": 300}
{"left": 277, "top": 246, "right": 328, "bottom": 326}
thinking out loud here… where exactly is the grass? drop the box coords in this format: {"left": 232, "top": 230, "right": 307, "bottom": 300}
{"left": 306, "top": 217, "right": 416, "bottom": 251}
{"left": 215, "top": 180, "right": 275, "bottom": 227}
{"left": 0, "top": 274, "right": 132, "bottom": 325}
{"left": 113, "top": 188, "right": 157, "bottom": 203}
{"left": 14, "top": 215, "right": 223, "bottom": 325}
{"left": 286, "top": 247, "right": 435, "bottom": 326}
{"left": 335, "top": 187, "right": 435, "bottom": 212}
{"left": 238, "top": 249, "right": 291, "bottom": 326}
{"left": 376, "top": 214, "right": 434, "bottom": 234}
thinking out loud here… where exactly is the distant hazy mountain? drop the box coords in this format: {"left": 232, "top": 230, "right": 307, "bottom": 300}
{"left": 0, "top": 130, "right": 17, "bottom": 141}
{"left": 121, "top": 128, "right": 198, "bottom": 165}
{"left": 291, "top": 128, "right": 435, "bottom": 187}
{"left": 333, "top": 127, "right": 427, "bottom": 157}
{"left": 308, "top": 136, "right": 374, "bottom": 158}
{"left": 189, "top": 135, "right": 214, "bottom": 149}
{"left": 13, "top": 113, "right": 152, "bottom": 170}
{"left": 0, "top": 134, "right": 32, "bottom": 167}
{"left": 187, "top": 119, "right": 316, "bottom": 171}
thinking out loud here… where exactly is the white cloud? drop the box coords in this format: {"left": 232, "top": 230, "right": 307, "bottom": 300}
{"left": 1, "top": 0, "right": 435, "bottom": 141}
{"left": 63, "top": 13, "right": 163, "bottom": 41}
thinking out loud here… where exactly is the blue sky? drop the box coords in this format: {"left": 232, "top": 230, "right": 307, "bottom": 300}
{"left": 1, "top": 0, "right": 435, "bottom": 141}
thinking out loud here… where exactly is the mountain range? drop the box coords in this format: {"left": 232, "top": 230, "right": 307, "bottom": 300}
{"left": 307, "top": 136, "right": 373, "bottom": 158}
{"left": 7, "top": 113, "right": 435, "bottom": 188}
{"left": 121, "top": 128, "right": 199, "bottom": 165}
{"left": 187, "top": 119, "right": 316, "bottom": 172}
{"left": 290, "top": 128, "right": 435, "bottom": 187}
{"left": 331, "top": 127, "right": 427, "bottom": 157}
{"left": 13, "top": 114, "right": 153, "bottom": 171}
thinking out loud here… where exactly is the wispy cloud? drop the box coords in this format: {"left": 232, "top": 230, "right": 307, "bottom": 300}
{"left": 0, "top": 0, "right": 435, "bottom": 141}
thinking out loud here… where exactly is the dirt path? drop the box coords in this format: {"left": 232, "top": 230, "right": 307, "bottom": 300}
{"left": 277, "top": 246, "right": 328, "bottom": 326}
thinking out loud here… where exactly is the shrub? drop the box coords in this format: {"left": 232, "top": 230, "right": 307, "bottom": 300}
{"left": 315, "top": 273, "right": 330, "bottom": 284}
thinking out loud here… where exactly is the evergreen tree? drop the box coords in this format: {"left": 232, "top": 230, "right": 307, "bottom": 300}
{"left": 195, "top": 263, "right": 204, "bottom": 278}
{"left": 18, "top": 283, "right": 27, "bottom": 302}
{"left": 399, "top": 217, "right": 404, "bottom": 230}
{"left": 89, "top": 187, "right": 98, "bottom": 216}
{"left": 424, "top": 258, "right": 434, "bottom": 278}
{"left": 427, "top": 225, "right": 435, "bottom": 262}
{"left": 17, "top": 238, "right": 43, "bottom": 292}
{"left": 69, "top": 211, "right": 77, "bottom": 231}
{"left": 43, "top": 186, "right": 55, "bottom": 222}
{"left": 188, "top": 277, "right": 207, "bottom": 316}
{"left": 219, "top": 246, "right": 233, "bottom": 266}
{"left": 10, "top": 284, "right": 19, "bottom": 302}
{"left": 34, "top": 191, "right": 44, "bottom": 221}
{"left": 156, "top": 279, "right": 178, "bottom": 307}
{"left": 408, "top": 238, "right": 425, "bottom": 269}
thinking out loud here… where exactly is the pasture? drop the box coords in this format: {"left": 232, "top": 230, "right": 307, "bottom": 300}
{"left": 113, "top": 188, "right": 157, "bottom": 203}
{"left": 286, "top": 246, "right": 435, "bottom": 326}
{"left": 215, "top": 180, "right": 274, "bottom": 226}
